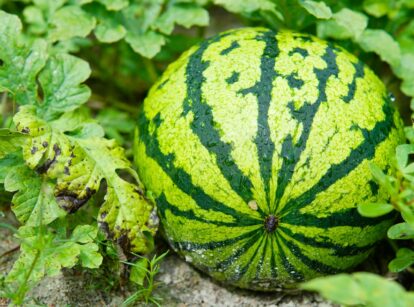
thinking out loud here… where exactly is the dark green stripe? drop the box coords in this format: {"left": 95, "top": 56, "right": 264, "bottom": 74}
{"left": 342, "top": 60, "right": 364, "bottom": 103}
{"left": 215, "top": 230, "right": 263, "bottom": 272}
{"left": 220, "top": 40, "right": 240, "bottom": 55}
{"left": 278, "top": 232, "right": 339, "bottom": 275}
{"left": 279, "top": 226, "right": 375, "bottom": 256}
{"left": 138, "top": 112, "right": 260, "bottom": 225}
{"left": 280, "top": 100, "right": 395, "bottom": 215}
{"left": 156, "top": 193, "right": 259, "bottom": 227}
{"left": 275, "top": 44, "right": 339, "bottom": 211}
{"left": 239, "top": 30, "right": 279, "bottom": 208}
{"left": 254, "top": 235, "right": 269, "bottom": 280}
{"left": 286, "top": 73, "right": 304, "bottom": 89}
{"left": 282, "top": 207, "right": 395, "bottom": 228}
{"left": 270, "top": 235, "right": 278, "bottom": 279}
{"left": 229, "top": 235, "right": 266, "bottom": 283}
{"left": 289, "top": 47, "right": 309, "bottom": 57}
{"left": 275, "top": 235, "right": 304, "bottom": 281}
{"left": 226, "top": 71, "right": 239, "bottom": 84}
{"left": 183, "top": 31, "right": 263, "bottom": 214}
{"left": 170, "top": 228, "right": 262, "bottom": 252}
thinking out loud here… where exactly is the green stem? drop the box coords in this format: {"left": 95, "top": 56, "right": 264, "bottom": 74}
{"left": 142, "top": 58, "right": 159, "bottom": 84}
{"left": 0, "top": 222, "right": 18, "bottom": 233}
{"left": 0, "top": 92, "right": 7, "bottom": 126}
{"left": 387, "top": 238, "right": 399, "bottom": 253}
{"left": 15, "top": 249, "right": 40, "bottom": 305}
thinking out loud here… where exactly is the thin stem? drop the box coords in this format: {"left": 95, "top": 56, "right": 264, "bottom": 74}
{"left": 15, "top": 249, "right": 40, "bottom": 305}
{"left": 142, "top": 58, "right": 159, "bottom": 84}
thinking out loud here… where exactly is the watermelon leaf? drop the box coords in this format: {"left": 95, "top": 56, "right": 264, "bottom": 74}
{"left": 0, "top": 129, "right": 25, "bottom": 159}
{"left": 0, "top": 11, "right": 48, "bottom": 106}
{"left": 301, "top": 272, "right": 414, "bottom": 307}
{"left": 6, "top": 224, "right": 102, "bottom": 301}
{"left": 48, "top": 5, "right": 96, "bottom": 42}
{"left": 154, "top": 3, "right": 209, "bottom": 35}
{"left": 37, "top": 53, "right": 91, "bottom": 120}
{"left": 13, "top": 105, "right": 157, "bottom": 253}
{"left": 4, "top": 159, "right": 66, "bottom": 227}
{"left": 212, "top": 0, "right": 276, "bottom": 14}
{"left": 357, "top": 29, "right": 401, "bottom": 68}
{"left": 317, "top": 8, "right": 368, "bottom": 40}
{"left": 299, "top": 0, "right": 332, "bottom": 19}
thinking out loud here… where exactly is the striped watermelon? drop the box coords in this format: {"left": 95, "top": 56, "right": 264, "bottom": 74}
{"left": 134, "top": 28, "right": 404, "bottom": 290}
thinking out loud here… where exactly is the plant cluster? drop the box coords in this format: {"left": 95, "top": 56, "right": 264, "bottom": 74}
{"left": 0, "top": 0, "right": 414, "bottom": 306}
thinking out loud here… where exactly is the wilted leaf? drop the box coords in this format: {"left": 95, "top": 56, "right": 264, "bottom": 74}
{"left": 13, "top": 106, "right": 157, "bottom": 253}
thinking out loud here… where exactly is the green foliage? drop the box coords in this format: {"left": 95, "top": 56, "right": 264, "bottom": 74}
{"left": 0, "top": 0, "right": 414, "bottom": 305}
{"left": 301, "top": 273, "right": 414, "bottom": 307}
{"left": 0, "top": 8, "right": 157, "bottom": 304}
{"left": 5, "top": 223, "right": 102, "bottom": 305}
{"left": 122, "top": 251, "right": 168, "bottom": 307}
{"left": 16, "top": 0, "right": 210, "bottom": 58}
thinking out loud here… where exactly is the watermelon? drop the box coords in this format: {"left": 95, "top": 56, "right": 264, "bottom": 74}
{"left": 134, "top": 28, "right": 405, "bottom": 290}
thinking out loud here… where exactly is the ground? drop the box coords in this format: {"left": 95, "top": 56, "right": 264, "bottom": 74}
{"left": 1, "top": 226, "right": 335, "bottom": 306}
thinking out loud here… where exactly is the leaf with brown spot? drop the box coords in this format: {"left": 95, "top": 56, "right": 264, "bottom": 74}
{"left": 12, "top": 105, "right": 157, "bottom": 253}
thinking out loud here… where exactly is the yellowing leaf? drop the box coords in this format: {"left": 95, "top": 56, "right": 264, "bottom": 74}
{"left": 13, "top": 106, "right": 158, "bottom": 253}
{"left": 4, "top": 163, "right": 66, "bottom": 226}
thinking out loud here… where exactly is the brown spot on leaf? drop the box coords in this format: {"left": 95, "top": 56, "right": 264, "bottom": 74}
{"left": 56, "top": 187, "right": 96, "bottom": 213}
{"left": 31, "top": 146, "right": 38, "bottom": 154}
{"left": 21, "top": 127, "right": 30, "bottom": 134}
{"left": 36, "top": 143, "right": 62, "bottom": 174}
{"left": 64, "top": 166, "right": 70, "bottom": 175}
{"left": 53, "top": 144, "right": 61, "bottom": 156}
{"left": 42, "top": 141, "right": 48, "bottom": 148}
{"left": 36, "top": 159, "right": 54, "bottom": 174}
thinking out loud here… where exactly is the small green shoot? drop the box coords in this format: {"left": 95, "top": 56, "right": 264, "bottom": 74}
{"left": 122, "top": 251, "right": 169, "bottom": 307}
